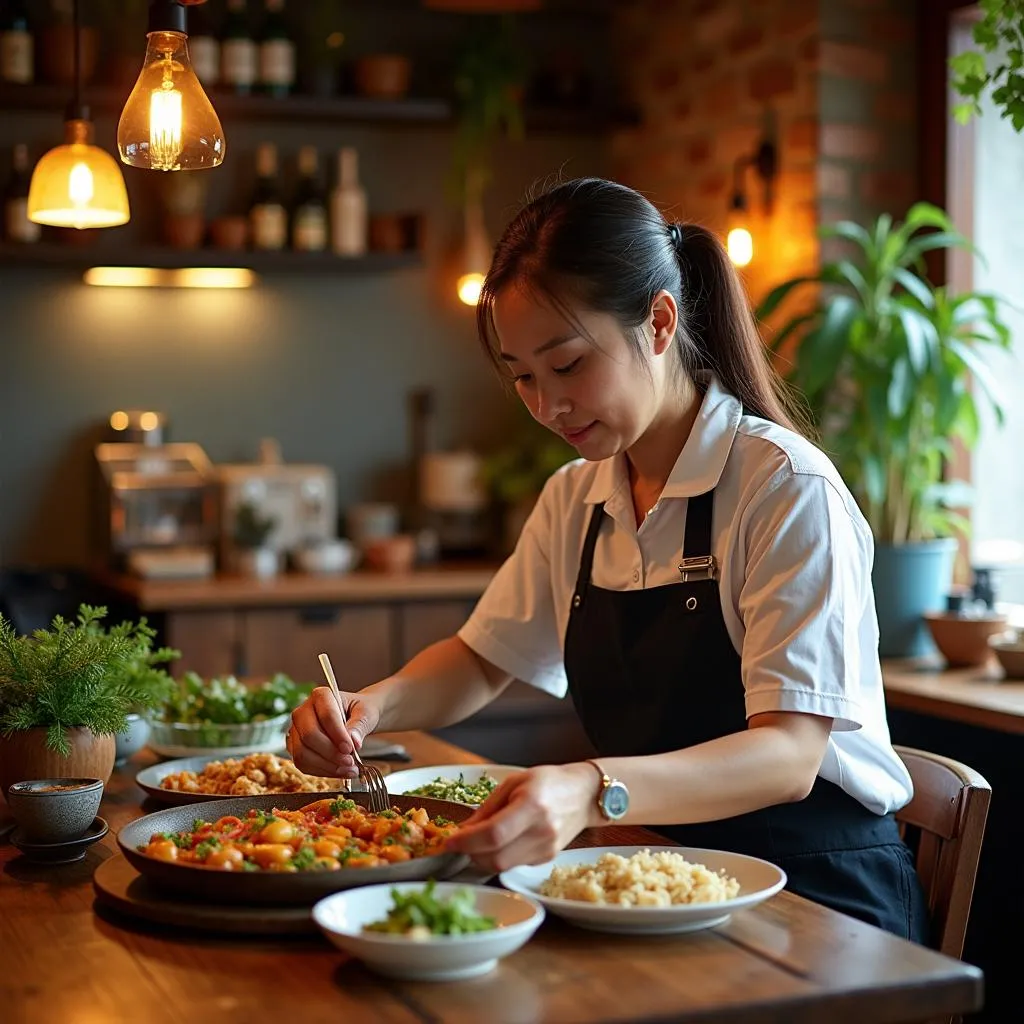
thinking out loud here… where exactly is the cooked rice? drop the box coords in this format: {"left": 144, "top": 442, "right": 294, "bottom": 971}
{"left": 539, "top": 849, "right": 741, "bottom": 907}
{"left": 159, "top": 753, "right": 343, "bottom": 796}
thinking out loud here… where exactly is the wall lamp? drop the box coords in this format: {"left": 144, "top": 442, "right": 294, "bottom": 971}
{"left": 727, "top": 138, "right": 777, "bottom": 268}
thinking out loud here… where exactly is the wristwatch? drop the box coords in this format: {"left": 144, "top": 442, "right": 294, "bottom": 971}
{"left": 586, "top": 759, "right": 629, "bottom": 821}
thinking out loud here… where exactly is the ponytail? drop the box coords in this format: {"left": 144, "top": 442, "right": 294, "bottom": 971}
{"left": 479, "top": 178, "right": 812, "bottom": 439}
{"left": 671, "top": 223, "right": 812, "bottom": 437}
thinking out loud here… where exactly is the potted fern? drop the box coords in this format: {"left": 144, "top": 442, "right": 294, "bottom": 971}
{"left": 0, "top": 606, "right": 177, "bottom": 795}
{"left": 758, "top": 203, "right": 1012, "bottom": 657}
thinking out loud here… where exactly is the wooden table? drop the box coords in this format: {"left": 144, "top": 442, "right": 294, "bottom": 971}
{"left": 1, "top": 732, "right": 983, "bottom": 1024}
{"left": 883, "top": 658, "right": 1024, "bottom": 734}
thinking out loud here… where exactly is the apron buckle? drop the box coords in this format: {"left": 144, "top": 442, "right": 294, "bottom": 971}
{"left": 677, "top": 555, "right": 717, "bottom": 582}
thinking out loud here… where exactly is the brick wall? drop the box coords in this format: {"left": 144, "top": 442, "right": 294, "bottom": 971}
{"left": 610, "top": 0, "right": 917, "bottom": 300}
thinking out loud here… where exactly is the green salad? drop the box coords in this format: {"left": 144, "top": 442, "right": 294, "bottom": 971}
{"left": 405, "top": 772, "right": 500, "bottom": 805}
{"left": 151, "top": 672, "right": 313, "bottom": 725}
{"left": 364, "top": 880, "right": 497, "bottom": 939}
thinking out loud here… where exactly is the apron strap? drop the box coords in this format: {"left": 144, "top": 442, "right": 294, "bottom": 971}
{"left": 571, "top": 502, "right": 605, "bottom": 609}
{"left": 679, "top": 490, "right": 717, "bottom": 583}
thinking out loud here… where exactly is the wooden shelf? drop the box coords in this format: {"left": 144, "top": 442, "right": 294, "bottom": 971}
{"left": 0, "top": 83, "right": 635, "bottom": 132}
{"left": 0, "top": 242, "right": 424, "bottom": 274}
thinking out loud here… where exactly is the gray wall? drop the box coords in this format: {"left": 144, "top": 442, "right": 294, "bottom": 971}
{"left": 0, "top": 110, "right": 607, "bottom": 566}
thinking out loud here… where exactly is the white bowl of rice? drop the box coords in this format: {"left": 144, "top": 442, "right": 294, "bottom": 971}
{"left": 499, "top": 846, "right": 786, "bottom": 935}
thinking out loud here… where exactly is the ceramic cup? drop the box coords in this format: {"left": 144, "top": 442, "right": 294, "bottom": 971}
{"left": 6, "top": 778, "right": 104, "bottom": 843}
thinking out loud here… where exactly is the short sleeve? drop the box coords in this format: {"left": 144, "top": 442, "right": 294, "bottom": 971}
{"left": 457, "top": 488, "right": 569, "bottom": 698}
{"left": 739, "top": 471, "right": 871, "bottom": 731}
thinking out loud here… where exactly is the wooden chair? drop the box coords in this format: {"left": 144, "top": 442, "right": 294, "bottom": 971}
{"left": 894, "top": 745, "right": 991, "bottom": 964}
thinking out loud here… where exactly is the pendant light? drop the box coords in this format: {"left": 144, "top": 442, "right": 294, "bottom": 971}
{"left": 457, "top": 167, "right": 490, "bottom": 306}
{"left": 118, "top": 0, "right": 225, "bottom": 171}
{"left": 27, "top": 0, "right": 130, "bottom": 229}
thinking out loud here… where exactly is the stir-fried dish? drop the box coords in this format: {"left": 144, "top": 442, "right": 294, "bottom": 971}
{"left": 137, "top": 799, "right": 458, "bottom": 872}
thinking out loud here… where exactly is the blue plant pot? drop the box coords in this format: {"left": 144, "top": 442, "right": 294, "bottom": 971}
{"left": 114, "top": 713, "right": 151, "bottom": 767}
{"left": 872, "top": 539, "right": 958, "bottom": 658}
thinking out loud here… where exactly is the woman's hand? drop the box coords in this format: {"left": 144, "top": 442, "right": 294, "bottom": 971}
{"left": 287, "top": 686, "right": 382, "bottom": 778}
{"left": 445, "top": 763, "right": 597, "bottom": 873}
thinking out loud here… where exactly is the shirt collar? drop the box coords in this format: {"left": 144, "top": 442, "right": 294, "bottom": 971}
{"left": 583, "top": 374, "right": 743, "bottom": 504}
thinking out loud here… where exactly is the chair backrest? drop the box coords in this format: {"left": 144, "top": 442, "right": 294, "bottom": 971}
{"left": 894, "top": 745, "right": 991, "bottom": 960}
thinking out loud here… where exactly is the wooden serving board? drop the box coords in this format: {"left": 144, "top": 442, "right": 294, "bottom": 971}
{"left": 92, "top": 855, "right": 318, "bottom": 936}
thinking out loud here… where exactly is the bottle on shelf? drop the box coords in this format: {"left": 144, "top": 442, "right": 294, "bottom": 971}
{"left": 291, "top": 146, "right": 328, "bottom": 252}
{"left": 330, "top": 147, "right": 368, "bottom": 256}
{"left": 187, "top": 0, "right": 221, "bottom": 88}
{"left": 249, "top": 142, "right": 288, "bottom": 251}
{"left": 259, "top": 0, "right": 295, "bottom": 99}
{"left": 3, "top": 143, "right": 39, "bottom": 243}
{"left": 221, "top": 0, "right": 258, "bottom": 96}
{"left": 0, "top": 0, "right": 33, "bottom": 85}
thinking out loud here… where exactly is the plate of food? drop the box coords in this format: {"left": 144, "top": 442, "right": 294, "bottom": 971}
{"left": 383, "top": 764, "right": 524, "bottom": 805}
{"left": 313, "top": 879, "right": 545, "bottom": 981}
{"left": 145, "top": 673, "right": 311, "bottom": 758}
{"left": 499, "top": 846, "right": 786, "bottom": 935}
{"left": 135, "top": 752, "right": 350, "bottom": 806}
{"left": 117, "top": 792, "right": 473, "bottom": 905}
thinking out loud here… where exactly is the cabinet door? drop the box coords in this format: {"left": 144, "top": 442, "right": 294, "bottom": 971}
{"left": 241, "top": 605, "right": 394, "bottom": 689}
{"left": 165, "top": 611, "right": 240, "bottom": 677}
{"left": 397, "top": 600, "right": 476, "bottom": 665}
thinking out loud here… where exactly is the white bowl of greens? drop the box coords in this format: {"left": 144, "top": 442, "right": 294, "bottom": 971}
{"left": 313, "top": 880, "right": 544, "bottom": 981}
{"left": 383, "top": 764, "right": 525, "bottom": 806}
{"left": 146, "top": 673, "right": 313, "bottom": 757}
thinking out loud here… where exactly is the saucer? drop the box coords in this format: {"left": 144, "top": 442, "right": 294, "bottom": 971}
{"left": 11, "top": 816, "right": 109, "bottom": 864}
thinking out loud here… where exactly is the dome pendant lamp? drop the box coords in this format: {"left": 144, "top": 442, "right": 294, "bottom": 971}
{"left": 118, "top": 0, "right": 225, "bottom": 171}
{"left": 27, "top": 0, "right": 130, "bottom": 229}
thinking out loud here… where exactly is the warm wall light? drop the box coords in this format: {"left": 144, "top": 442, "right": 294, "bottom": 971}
{"left": 457, "top": 169, "right": 491, "bottom": 306}
{"left": 118, "top": 0, "right": 225, "bottom": 171}
{"left": 727, "top": 138, "right": 777, "bottom": 267}
{"left": 27, "top": 0, "right": 130, "bottom": 228}
{"left": 84, "top": 267, "right": 255, "bottom": 288}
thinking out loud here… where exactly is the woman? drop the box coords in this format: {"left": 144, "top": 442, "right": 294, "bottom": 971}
{"left": 289, "top": 177, "right": 927, "bottom": 941}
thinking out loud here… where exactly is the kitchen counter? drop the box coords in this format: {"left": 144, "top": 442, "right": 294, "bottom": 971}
{"left": 99, "top": 563, "right": 500, "bottom": 611}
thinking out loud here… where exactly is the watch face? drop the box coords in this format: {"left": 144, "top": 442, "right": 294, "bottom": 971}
{"left": 602, "top": 781, "right": 629, "bottom": 820}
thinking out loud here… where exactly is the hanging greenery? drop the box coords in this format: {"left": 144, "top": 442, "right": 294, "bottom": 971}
{"left": 950, "top": 0, "right": 1024, "bottom": 131}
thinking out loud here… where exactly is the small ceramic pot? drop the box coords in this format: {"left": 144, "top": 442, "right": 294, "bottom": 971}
{"left": 237, "top": 547, "right": 280, "bottom": 579}
{"left": 363, "top": 534, "right": 417, "bottom": 573}
{"left": 923, "top": 612, "right": 1008, "bottom": 668}
{"left": 114, "top": 713, "right": 151, "bottom": 767}
{"left": 353, "top": 54, "right": 412, "bottom": 99}
{"left": 6, "top": 778, "right": 103, "bottom": 843}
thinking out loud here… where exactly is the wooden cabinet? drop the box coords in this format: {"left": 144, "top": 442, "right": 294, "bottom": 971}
{"left": 161, "top": 598, "right": 477, "bottom": 685}
{"left": 241, "top": 605, "right": 394, "bottom": 687}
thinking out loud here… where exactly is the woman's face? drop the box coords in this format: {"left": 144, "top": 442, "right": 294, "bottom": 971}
{"left": 492, "top": 284, "right": 672, "bottom": 461}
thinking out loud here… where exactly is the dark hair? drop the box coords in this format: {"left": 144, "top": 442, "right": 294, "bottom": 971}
{"left": 477, "top": 177, "right": 810, "bottom": 436}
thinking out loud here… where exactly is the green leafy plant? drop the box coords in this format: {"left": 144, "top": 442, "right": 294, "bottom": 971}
{"left": 450, "top": 16, "right": 529, "bottom": 202}
{"left": 757, "top": 203, "right": 1012, "bottom": 545}
{"left": 950, "top": 0, "right": 1024, "bottom": 130}
{"left": 0, "top": 605, "right": 178, "bottom": 755}
{"left": 481, "top": 410, "right": 576, "bottom": 506}
{"left": 234, "top": 501, "right": 277, "bottom": 549}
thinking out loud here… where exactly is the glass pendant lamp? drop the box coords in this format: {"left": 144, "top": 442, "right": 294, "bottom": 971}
{"left": 27, "top": 0, "right": 130, "bottom": 228}
{"left": 118, "top": 0, "right": 225, "bottom": 171}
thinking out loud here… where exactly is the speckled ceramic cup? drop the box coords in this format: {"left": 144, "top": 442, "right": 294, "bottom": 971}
{"left": 6, "top": 778, "right": 104, "bottom": 843}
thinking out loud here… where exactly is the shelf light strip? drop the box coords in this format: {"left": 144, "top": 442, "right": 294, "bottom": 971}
{"left": 83, "top": 266, "right": 257, "bottom": 289}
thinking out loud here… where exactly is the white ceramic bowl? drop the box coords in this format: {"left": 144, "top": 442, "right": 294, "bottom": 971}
{"left": 500, "top": 846, "right": 786, "bottom": 936}
{"left": 383, "top": 764, "right": 525, "bottom": 804}
{"left": 312, "top": 882, "right": 545, "bottom": 981}
{"left": 292, "top": 540, "right": 357, "bottom": 575}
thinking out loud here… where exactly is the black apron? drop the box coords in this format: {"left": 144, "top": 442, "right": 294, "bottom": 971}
{"left": 563, "top": 489, "right": 928, "bottom": 942}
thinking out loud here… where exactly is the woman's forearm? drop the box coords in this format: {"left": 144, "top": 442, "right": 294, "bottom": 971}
{"left": 582, "top": 712, "right": 832, "bottom": 827}
{"left": 362, "top": 636, "right": 513, "bottom": 734}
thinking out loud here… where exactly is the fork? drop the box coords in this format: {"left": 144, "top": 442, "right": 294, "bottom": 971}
{"left": 317, "top": 652, "right": 390, "bottom": 813}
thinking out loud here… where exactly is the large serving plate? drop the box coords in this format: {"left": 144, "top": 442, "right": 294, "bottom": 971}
{"left": 499, "top": 846, "right": 786, "bottom": 936}
{"left": 135, "top": 755, "right": 349, "bottom": 807}
{"left": 117, "top": 793, "right": 473, "bottom": 906}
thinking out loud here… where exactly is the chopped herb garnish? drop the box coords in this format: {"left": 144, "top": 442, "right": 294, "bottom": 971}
{"left": 194, "top": 837, "right": 222, "bottom": 859}
{"left": 291, "top": 845, "right": 317, "bottom": 870}
{"left": 161, "top": 831, "right": 193, "bottom": 850}
{"left": 432, "top": 816, "right": 453, "bottom": 827}
{"left": 378, "top": 809, "right": 398, "bottom": 819}
{"left": 328, "top": 798, "right": 356, "bottom": 814}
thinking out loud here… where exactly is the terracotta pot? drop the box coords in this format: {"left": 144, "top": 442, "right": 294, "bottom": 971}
{"left": 210, "top": 216, "right": 248, "bottom": 251}
{"left": 38, "top": 25, "right": 100, "bottom": 87}
{"left": 163, "top": 213, "right": 206, "bottom": 250}
{"left": 0, "top": 727, "right": 116, "bottom": 801}
{"left": 353, "top": 54, "right": 411, "bottom": 99}
{"left": 923, "top": 612, "right": 1008, "bottom": 668}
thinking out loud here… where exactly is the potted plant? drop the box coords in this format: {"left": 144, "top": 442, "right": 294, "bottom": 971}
{"left": 758, "top": 203, "right": 1012, "bottom": 657}
{"left": 234, "top": 501, "right": 279, "bottom": 578}
{"left": 481, "top": 409, "right": 576, "bottom": 553}
{"left": 113, "top": 631, "right": 180, "bottom": 766}
{"left": 0, "top": 605, "right": 176, "bottom": 794}
{"left": 951, "top": 1, "right": 1024, "bottom": 131}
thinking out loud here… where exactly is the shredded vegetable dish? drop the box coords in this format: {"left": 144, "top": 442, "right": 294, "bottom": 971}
{"left": 405, "top": 773, "right": 500, "bottom": 805}
{"left": 137, "top": 799, "right": 458, "bottom": 872}
{"left": 364, "top": 880, "right": 497, "bottom": 938}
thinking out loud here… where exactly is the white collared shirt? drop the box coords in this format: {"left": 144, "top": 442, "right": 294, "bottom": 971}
{"left": 459, "top": 375, "right": 913, "bottom": 815}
